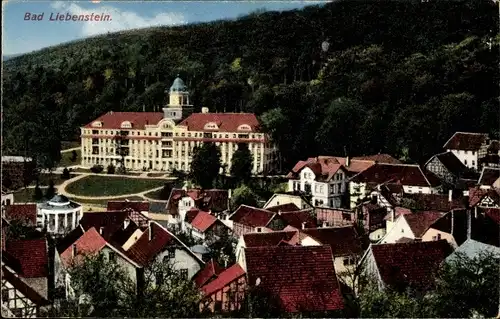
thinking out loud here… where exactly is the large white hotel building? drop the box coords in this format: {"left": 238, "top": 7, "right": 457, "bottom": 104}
{"left": 80, "top": 77, "right": 278, "bottom": 174}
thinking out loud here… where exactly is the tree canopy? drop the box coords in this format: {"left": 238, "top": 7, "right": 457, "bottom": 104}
{"left": 190, "top": 142, "right": 221, "bottom": 189}
{"left": 230, "top": 143, "right": 253, "bottom": 184}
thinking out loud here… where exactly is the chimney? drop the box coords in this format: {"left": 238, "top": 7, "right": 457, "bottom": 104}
{"left": 110, "top": 110, "right": 113, "bottom": 115}
{"left": 301, "top": 222, "right": 306, "bottom": 230}
{"left": 202, "top": 107, "right": 209, "bottom": 113}
{"left": 148, "top": 221, "right": 153, "bottom": 241}
{"left": 346, "top": 156, "right": 350, "bottom": 167}
{"left": 72, "top": 244, "right": 77, "bottom": 258}
{"left": 448, "top": 189, "right": 453, "bottom": 202}
{"left": 322, "top": 221, "right": 327, "bottom": 228}
{"left": 99, "top": 227, "right": 104, "bottom": 235}
{"left": 450, "top": 210, "right": 454, "bottom": 236}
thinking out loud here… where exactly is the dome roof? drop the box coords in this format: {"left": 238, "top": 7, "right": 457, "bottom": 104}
{"left": 169, "top": 76, "right": 188, "bottom": 93}
{"left": 49, "top": 194, "right": 70, "bottom": 204}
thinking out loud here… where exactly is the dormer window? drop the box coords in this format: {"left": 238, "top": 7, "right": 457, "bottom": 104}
{"left": 204, "top": 122, "right": 219, "bottom": 130}
{"left": 92, "top": 121, "right": 102, "bottom": 128}
{"left": 237, "top": 124, "right": 252, "bottom": 131}
{"left": 121, "top": 121, "right": 132, "bottom": 129}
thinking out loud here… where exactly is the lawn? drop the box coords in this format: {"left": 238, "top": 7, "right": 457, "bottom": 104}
{"left": 32, "top": 173, "right": 75, "bottom": 186}
{"left": 13, "top": 188, "right": 49, "bottom": 203}
{"left": 59, "top": 149, "right": 81, "bottom": 167}
{"left": 65, "top": 175, "right": 170, "bottom": 197}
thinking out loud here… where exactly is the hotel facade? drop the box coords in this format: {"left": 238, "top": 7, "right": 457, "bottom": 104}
{"left": 80, "top": 77, "right": 278, "bottom": 174}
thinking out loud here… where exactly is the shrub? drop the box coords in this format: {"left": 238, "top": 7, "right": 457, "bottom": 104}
{"left": 90, "top": 165, "right": 104, "bottom": 173}
{"left": 62, "top": 168, "right": 71, "bottom": 179}
{"left": 107, "top": 164, "right": 115, "bottom": 174}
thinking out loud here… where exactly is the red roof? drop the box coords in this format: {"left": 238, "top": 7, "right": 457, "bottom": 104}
{"left": 178, "top": 113, "right": 260, "bottom": 132}
{"left": 5, "top": 238, "right": 48, "bottom": 278}
{"left": 266, "top": 203, "right": 300, "bottom": 213}
{"left": 350, "top": 163, "right": 441, "bottom": 187}
{"left": 243, "top": 230, "right": 299, "bottom": 247}
{"left": 192, "top": 259, "right": 225, "bottom": 288}
{"left": 443, "top": 132, "right": 488, "bottom": 151}
{"left": 384, "top": 207, "right": 412, "bottom": 221}
{"left": 269, "top": 209, "right": 317, "bottom": 230}
{"left": 353, "top": 154, "right": 402, "bottom": 164}
{"left": 189, "top": 209, "right": 219, "bottom": 232}
{"left": 60, "top": 227, "right": 107, "bottom": 268}
{"left": 83, "top": 112, "right": 164, "bottom": 130}
{"left": 301, "top": 226, "right": 363, "bottom": 256}
{"left": 202, "top": 263, "right": 246, "bottom": 297}
{"left": 468, "top": 187, "right": 500, "bottom": 207}
{"left": 478, "top": 167, "right": 500, "bottom": 186}
{"left": 4, "top": 204, "right": 37, "bottom": 225}
{"left": 244, "top": 245, "right": 344, "bottom": 313}
{"left": 229, "top": 205, "right": 276, "bottom": 228}
{"left": 107, "top": 200, "right": 150, "bottom": 212}
{"left": 370, "top": 240, "right": 453, "bottom": 291}
{"left": 403, "top": 211, "right": 446, "bottom": 237}
{"left": 404, "top": 193, "right": 466, "bottom": 212}
{"left": 167, "top": 188, "right": 229, "bottom": 215}
{"left": 485, "top": 208, "right": 500, "bottom": 225}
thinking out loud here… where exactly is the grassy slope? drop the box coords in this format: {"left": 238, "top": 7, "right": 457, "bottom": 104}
{"left": 65, "top": 175, "right": 169, "bottom": 196}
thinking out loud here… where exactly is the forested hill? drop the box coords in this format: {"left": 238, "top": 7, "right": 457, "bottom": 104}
{"left": 2, "top": 0, "right": 499, "bottom": 170}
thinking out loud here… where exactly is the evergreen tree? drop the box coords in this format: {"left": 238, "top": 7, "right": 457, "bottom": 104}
{"left": 70, "top": 150, "right": 78, "bottom": 162}
{"left": 230, "top": 142, "right": 253, "bottom": 185}
{"left": 107, "top": 164, "right": 116, "bottom": 174}
{"left": 189, "top": 143, "right": 221, "bottom": 189}
{"left": 33, "top": 182, "right": 43, "bottom": 201}
{"left": 231, "top": 184, "right": 260, "bottom": 209}
{"left": 45, "top": 180, "right": 56, "bottom": 199}
{"left": 62, "top": 167, "right": 70, "bottom": 179}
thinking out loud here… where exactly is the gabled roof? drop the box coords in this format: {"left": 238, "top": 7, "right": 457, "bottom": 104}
{"left": 383, "top": 207, "right": 412, "bottom": 221}
{"left": 56, "top": 225, "right": 85, "bottom": 254}
{"left": 1, "top": 266, "right": 50, "bottom": 306}
{"left": 403, "top": 211, "right": 446, "bottom": 237}
{"left": 353, "top": 154, "right": 402, "bottom": 164}
{"left": 301, "top": 226, "right": 363, "bottom": 256}
{"left": 488, "top": 140, "right": 500, "bottom": 153}
{"left": 192, "top": 259, "right": 225, "bottom": 288}
{"left": 350, "top": 163, "right": 441, "bottom": 187}
{"left": 83, "top": 111, "right": 163, "bottom": 130}
{"left": 79, "top": 210, "right": 149, "bottom": 241}
{"left": 244, "top": 245, "right": 344, "bottom": 313}
{"left": 5, "top": 238, "right": 48, "bottom": 278}
{"left": 370, "top": 240, "right": 453, "bottom": 291}
{"left": 468, "top": 187, "right": 500, "bottom": 207}
{"left": 443, "top": 132, "right": 488, "bottom": 151}
{"left": 269, "top": 209, "right": 317, "bottom": 230}
{"left": 266, "top": 203, "right": 300, "bottom": 213}
{"left": 426, "top": 151, "right": 472, "bottom": 177}
{"left": 107, "top": 200, "right": 150, "bottom": 212}
{"left": 60, "top": 227, "right": 107, "bottom": 268}
{"left": 4, "top": 204, "right": 37, "bottom": 225}
{"left": 445, "top": 239, "right": 500, "bottom": 263}
{"left": 125, "top": 221, "right": 203, "bottom": 267}
{"left": 478, "top": 167, "right": 500, "bottom": 186}
{"left": 167, "top": 188, "right": 229, "bottom": 215}
{"left": 243, "top": 230, "right": 299, "bottom": 248}
{"left": 229, "top": 205, "right": 276, "bottom": 228}
{"left": 201, "top": 263, "right": 246, "bottom": 297}
{"left": 178, "top": 113, "right": 260, "bottom": 132}
{"left": 186, "top": 209, "right": 221, "bottom": 233}
{"left": 263, "top": 193, "right": 313, "bottom": 210}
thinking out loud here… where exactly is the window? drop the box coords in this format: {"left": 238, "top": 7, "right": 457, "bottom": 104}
{"left": 464, "top": 159, "right": 468, "bottom": 165}
{"left": 180, "top": 269, "right": 188, "bottom": 280}
{"left": 437, "top": 233, "right": 441, "bottom": 240}
{"left": 214, "top": 300, "right": 222, "bottom": 312}
{"left": 343, "top": 257, "right": 355, "bottom": 266}
{"left": 2, "top": 289, "right": 8, "bottom": 302}
{"left": 401, "top": 228, "right": 404, "bottom": 233}
{"left": 472, "top": 160, "right": 475, "bottom": 166}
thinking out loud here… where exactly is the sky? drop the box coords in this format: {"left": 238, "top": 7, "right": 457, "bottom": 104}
{"left": 3, "top": 0, "right": 327, "bottom": 56}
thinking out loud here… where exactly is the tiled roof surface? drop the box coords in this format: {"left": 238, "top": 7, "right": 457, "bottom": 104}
{"left": 270, "top": 209, "right": 317, "bottom": 230}
{"left": 83, "top": 112, "right": 164, "bottom": 129}
{"left": 229, "top": 205, "right": 275, "bottom": 228}
{"left": 60, "top": 227, "right": 107, "bottom": 268}
{"left": 185, "top": 208, "right": 201, "bottom": 224}
{"left": 371, "top": 240, "right": 453, "bottom": 291}
{"left": 189, "top": 209, "right": 219, "bottom": 232}
{"left": 403, "top": 211, "right": 446, "bottom": 237}
{"left": 201, "top": 263, "right": 246, "bottom": 296}
{"left": 5, "top": 238, "right": 48, "bottom": 278}
{"left": 167, "top": 188, "right": 229, "bottom": 215}
{"left": 243, "top": 230, "right": 299, "bottom": 247}
{"left": 266, "top": 203, "right": 300, "bottom": 213}
{"left": 468, "top": 187, "right": 500, "bottom": 207}
{"left": 4, "top": 204, "right": 37, "bottom": 225}
{"left": 110, "top": 221, "right": 140, "bottom": 247}
{"left": 192, "top": 259, "right": 225, "bottom": 288}
{"left": 125, "top": 222, "right": 185, "bottom": 266}
{"left": 245, "top": 245, "right": 344, "bottom": 313}
{"left": 446, "top": 239, "right": 500, "bottom": 263}
{"left": 107, "top": 200, "right": 150, "bottom": 212}
{"left": 350, "top": 163, "right": 441, "bottom": 187}
{"left": 301, "top": 226, "right": 363, "bottom": 256}
{"left": 384, "top": 207, "right": 412, "bottom": 221}
{"left": 478, "top": 167, "right": 500, "bottom": 186}
{"left": 488, "top": 140, "right": 500, "bottom": 153}
{"left": 178, "top": 113, "right": 260, "bottom": 132}
{"left": 79, "top": 210, "right": 144, "bottom": 241}
{"left": 443, "top": 132, "right": 488, "bottom": 151}
{"left": 428, "top": 209, "right": 468, "bottom": 246}
{"left": 395, "top": 237, "right": 415, "bottom": 243}
{"left": 485, "top": 208, "right": 500, "bottom": 225}
{"left": 288, "top": 155, "right": 379, "bottom": 180}
{"left": 56, "top": 226, "right": 84, "bottom": 254}
{"left": 404, "top": 193, "right": 465, "bottom": 212}
{"left": 431, "top": 152, "right": 470, "bottom": 176}
{"left": 352, "top": 154, "right": 402, "bottom": 164}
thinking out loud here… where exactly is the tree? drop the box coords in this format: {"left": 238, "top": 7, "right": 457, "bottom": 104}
{"left": 189, "top": 142, "right": 221, "bottom": 189}
{"left": 207, "top": 231, "right": 237, "bottom": 267}
{"left": 107, "top": 164, "right": 115, "bottom": 174}
{"left": 70, "top": 150, "right": 78, "bottom": 162}
{"left": 91, "top": 165, "right": 104, "bottom": 173}
{"left": 231, "top": 184, "right": 260, "bottom": 209}
{"left": 33, "top": 182, "right": 43, "bottom": 201}
{"left": 45, "top": 180, "right": 56, "bottom": 200}
{"left": 62, "top": 167, "right": 71, "bottom": 179}
{"left": 230, "top": 143, "right": 253, "bottom": 184}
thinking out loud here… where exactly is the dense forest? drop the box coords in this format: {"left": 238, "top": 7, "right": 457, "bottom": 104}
{"left": 2, "top": 0, "right": 499, "bottom": 170}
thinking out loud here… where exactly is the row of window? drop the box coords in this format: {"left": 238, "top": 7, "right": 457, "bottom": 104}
{"left": 85, "top": 129, "right": 264, "bottom": 139}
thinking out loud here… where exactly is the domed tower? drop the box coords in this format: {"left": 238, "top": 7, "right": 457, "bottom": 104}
{"left": 163, "top": 76, "right": 194, "bottom": 121}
